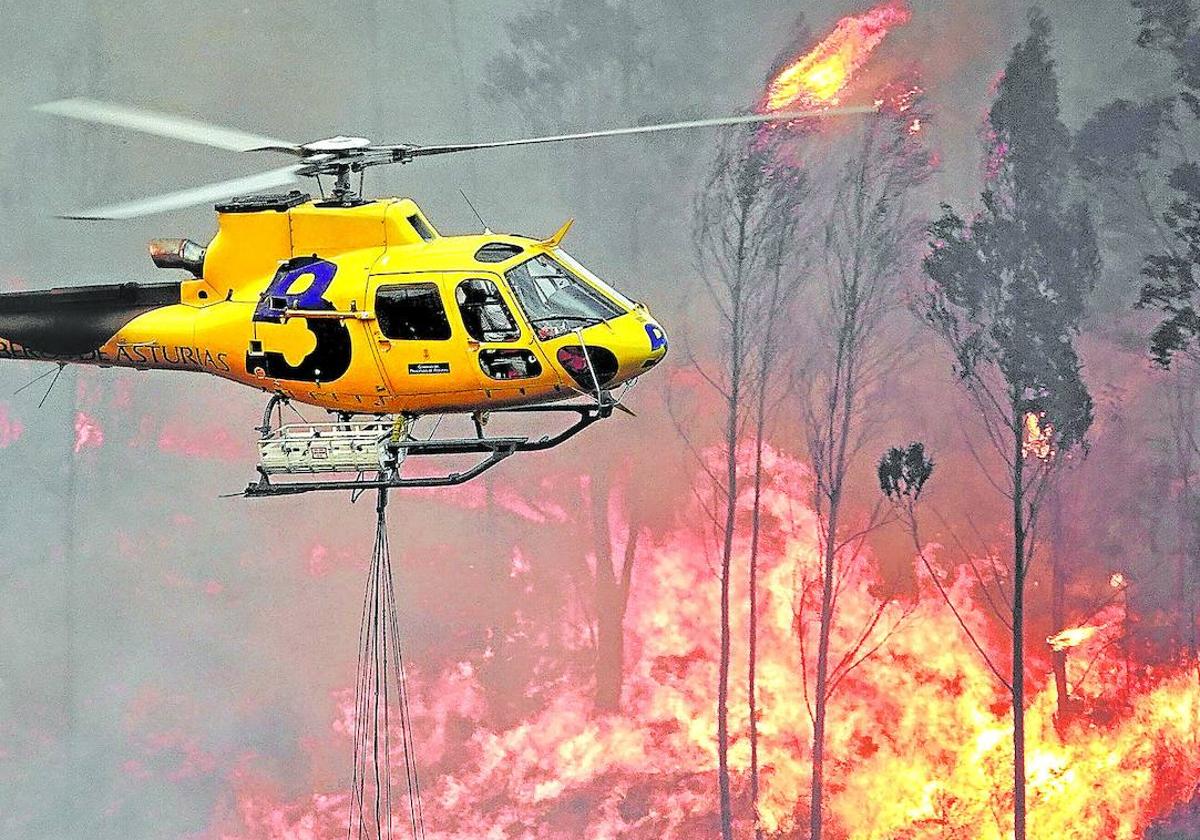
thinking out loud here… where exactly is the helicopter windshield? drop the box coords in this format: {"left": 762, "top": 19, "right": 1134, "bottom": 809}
{"left": 505, "top": 254, "right": 626, "bottom": 339}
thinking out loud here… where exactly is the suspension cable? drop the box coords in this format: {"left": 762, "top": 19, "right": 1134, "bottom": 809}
{"left": 347, "top": 489, "right": 427, "bottom": 839}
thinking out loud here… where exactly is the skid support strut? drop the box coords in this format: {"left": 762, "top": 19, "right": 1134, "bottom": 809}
{"left": 242, "top": 398, "right": 615, "bottom": 498}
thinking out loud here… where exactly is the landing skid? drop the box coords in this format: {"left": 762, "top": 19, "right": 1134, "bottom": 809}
{"left": 241, "top": 395, "right": 616, "bottom": 498}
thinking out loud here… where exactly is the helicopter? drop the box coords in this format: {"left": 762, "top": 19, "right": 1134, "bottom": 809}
{"left": 0, "top": 99, "right": 870, "bottom": 497}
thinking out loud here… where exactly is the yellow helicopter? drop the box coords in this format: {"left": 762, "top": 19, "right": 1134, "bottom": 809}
{"left": 0, "top": 99, "right": 868, "bottom": 496}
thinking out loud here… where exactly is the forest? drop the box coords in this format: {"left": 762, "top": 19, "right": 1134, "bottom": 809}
{"left": 1, "top": 1, "right": 1199, "bottom": 838}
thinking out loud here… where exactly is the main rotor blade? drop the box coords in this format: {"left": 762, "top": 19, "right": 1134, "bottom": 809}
{"left": 63, "top": 165, "right": 304, "bottom": 220}
{"left": 400, "top": 105, "right": 876, "bottom": 158}
{"left": 35, "top": 98, "right": 301, "bottom": 154}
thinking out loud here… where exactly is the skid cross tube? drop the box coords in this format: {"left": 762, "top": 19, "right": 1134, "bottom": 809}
{"left": 242, "top": 398, "right": 614, "bottom": 498}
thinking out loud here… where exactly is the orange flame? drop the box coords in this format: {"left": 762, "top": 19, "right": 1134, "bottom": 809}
{"left": 1023, "top": 410, "right": 1055, "bottom": 461}
{"left": 215, "top": 448, "right": 1200, "bottom": 840}
{"left": 760, "top": 0, "right": 912, "bottom": 112}
{"left": 1047, "top": 624, "right": 1103, "bottom": 652}
{"left": 0, "top": 403, "right": 23, "bottom": 448}
{"left": 73, "top": 410, "right": 104, "bottom": 453}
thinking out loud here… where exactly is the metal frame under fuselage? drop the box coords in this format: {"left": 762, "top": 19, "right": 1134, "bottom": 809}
{"left": 241, "top": 393, "right": 617, "bottom": 497}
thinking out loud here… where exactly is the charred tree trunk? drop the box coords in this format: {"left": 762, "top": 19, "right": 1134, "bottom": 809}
{"left": 809, "top": 315, "right": 858, "bottom": 840}
{"left": 717, "top": 280, "right": 743, "bottom": 840}
{"left": 1049, "top": 491, "right": 1069, "bottom": 724}
{"left": 591, "top": 475, "right": 640, "bottom": 713}
{"left": 809, "top": 492, "right": 839, "bottom": 840}
{"left": 594, "top": 567, "right": 626, "bottom": 711}
{"left": 594, "top": 534, "right": 638, "bottom": 712}
{"left": 1012, "top": 413, "right": 1027, "bottom": 840}
{"left": 748, "top": 358, "right": 769, "bottom": 839}
{"left": 594, "top": 591, "right": 626, "bottom": 710}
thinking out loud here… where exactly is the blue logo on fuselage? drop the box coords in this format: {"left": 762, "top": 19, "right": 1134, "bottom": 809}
{"left": 645, "top": 323, "right": 667, "bottom": 352}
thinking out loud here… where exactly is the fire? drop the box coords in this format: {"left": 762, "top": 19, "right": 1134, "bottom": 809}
{"left": 1023, "top": 410, "right": 1055, "bottom": 461}
{"left": 760, "top": 0, "right": 912, "bottom": 112}
{"left": 214, "top": 449, "right": 1200, "bottom": 840}
{"left": 1047, "top": 624, "right": 1103, "bottom": 651}
{"left": 73, "top": 410, "right": 104, "bottom": 453}
{"left": 0, "top": 403, "right": 23, "bottom": 447}
{"left": 155, "top": 418, "right": 248, "bottom": 461}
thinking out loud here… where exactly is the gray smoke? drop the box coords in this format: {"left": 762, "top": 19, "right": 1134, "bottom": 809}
{"left": 0, "top": 1, "right": 1177, "bottom": 838}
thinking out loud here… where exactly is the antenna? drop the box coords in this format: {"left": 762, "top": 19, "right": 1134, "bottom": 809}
{"left": 13, "top": 361, "right": 66, "bottom": 407}
{"left": 12, "top": 365, "right": 58, "bottom": 396}
{"left": 458, "top": 189, "right": 492, "bottom": 234}
{"left": 38, "top": 363, "right": 66, "bottom": 408}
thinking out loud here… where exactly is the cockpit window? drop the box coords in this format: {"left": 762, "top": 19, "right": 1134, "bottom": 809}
{"left": 553, "top": 249, "right": 637, "bottom": 309}
{"left": 456, "top": 278, "right": 520, "bottom": 342}
{"left": 504, "top": 254, "right": 625, "bottom": 339}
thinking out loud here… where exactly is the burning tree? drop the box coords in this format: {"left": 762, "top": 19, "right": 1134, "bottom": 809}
{"left": 688, "top": 118, "right": 808, "bottom": 840}
{"left": 586, "top": 467, "right": 644, "bottom": 712}
{"left": 793, "top": 86, "right": 930, "bottom": 840}
{"left": 920, "top": 11, "right": 1100, "bottom": 840}
{"left": 742, "top": 20, "right": 820, "bottom": 838}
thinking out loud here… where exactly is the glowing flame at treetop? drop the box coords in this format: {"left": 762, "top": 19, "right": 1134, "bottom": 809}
{"left": 1023, "top": 411, "right": 1055, "bottom": 461}
{"left": 759, "top": 0, "right": 912, "bottom": 112}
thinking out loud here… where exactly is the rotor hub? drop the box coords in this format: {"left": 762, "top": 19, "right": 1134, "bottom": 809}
{"left": 301, "top": 136, "right": 373, "bottom": 154}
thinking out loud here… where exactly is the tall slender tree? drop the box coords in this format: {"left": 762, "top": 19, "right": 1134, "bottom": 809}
{"left": 744, "top": 23, "right": 816, "bottom": 836}
{"left": 744, "top": 148, "right": 809, "bottom": 840}
{"left": 691, "top": 121, "right": 806, "bottom": 840}
{"left": 921, "top": 13, "right": 1100, "bottom": 839}
{"left": 588, "top": 468, "right": 643, "bottom": 712}
{"left": 797, "top": 91, "right": 930, "bottom": 840}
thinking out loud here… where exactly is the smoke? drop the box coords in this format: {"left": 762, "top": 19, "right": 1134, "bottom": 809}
{"left": 0, "top": 1, "right": 1196, "bottom": 839}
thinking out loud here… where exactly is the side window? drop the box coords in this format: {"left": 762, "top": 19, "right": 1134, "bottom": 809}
{"left": 455, "top": 278, "right": 520, "bottom": 342}
{"left": 376, "top": 283, "right": 452, "bottom": 340}
{"left": 407, "top": 214, "right": 435, "bottom": 242}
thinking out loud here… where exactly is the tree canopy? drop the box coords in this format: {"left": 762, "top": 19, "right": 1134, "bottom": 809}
{"left": 923, "top": 11, "right": 1098, "bottom": 453}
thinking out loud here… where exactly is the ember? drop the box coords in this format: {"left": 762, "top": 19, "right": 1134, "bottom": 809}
{"left": 1022, "top": 411, "right": 1055, "bottom": 461}
{"left": 73, "top": 410, "right": 104, "bottom": 453}
{"left": 1047, "top": 624, "right": 1103, "bottom": 651}
{"left": 0, "top": 403, "right": 22, "bottom": 448}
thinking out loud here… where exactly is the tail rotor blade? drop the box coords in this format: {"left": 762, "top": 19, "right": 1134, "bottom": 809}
{"left": 63, "top": 165, "right": 304, "bottom": 220}
{"left": 34, "top": 98, "right": 300, "bottom": 154}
